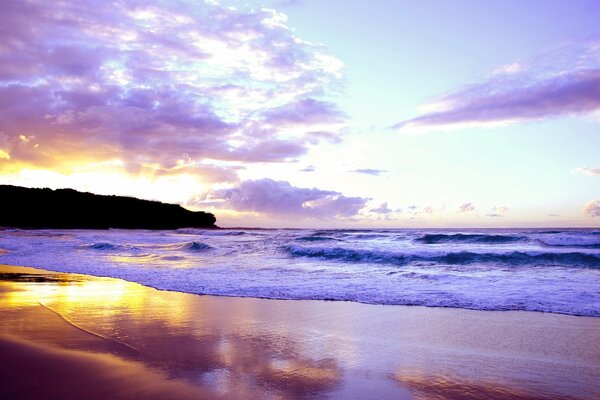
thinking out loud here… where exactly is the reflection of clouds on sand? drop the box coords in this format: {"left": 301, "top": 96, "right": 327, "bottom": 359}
{"left": 1, "top": 265, "right": 600, "bottom": 400}
{"left": 393, "top": 368, "right": 550, "bottom": 400}
{"left": 0, "top": 267, "right": 343, "bottom": 399}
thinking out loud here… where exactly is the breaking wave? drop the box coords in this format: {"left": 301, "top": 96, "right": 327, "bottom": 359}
{"left": 296, "top": 236, "right": 339, "bottom": 242}
{"left": 415, "top": 233, "right": 527, "bottom": 244}
{"left": 84, "top": 242, "right": 129, "bottom": 251}
{"left": 2, "top": 228, "right": 600, "bottom": 317}
{"left": 175, "top": 228, "right": 245, "bottom": 236}
{"left": 287, "top": 244, "right": 600, "bottom": 267}
{"left": 537, "top": 233, "right": 600, "bottom": 247}
{"left": 178, "top": 241, "right": 213, "bottom": 252}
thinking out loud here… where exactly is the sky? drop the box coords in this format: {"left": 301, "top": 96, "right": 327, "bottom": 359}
{"left": 1, "top": 0, "right": 599, "bottom": 228}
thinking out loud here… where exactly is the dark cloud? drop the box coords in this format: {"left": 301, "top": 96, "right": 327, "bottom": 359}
{"left": 202, "top": 179, "right": 368, "bottom": 219}
{"left": 352, "top": 169, "right": 386, "bottom": 176}
{"left": 0, "top": 0, "right": 345, "bottom": 176}
{"left": 393, "top": 42, "right": 600, "bottom": 131}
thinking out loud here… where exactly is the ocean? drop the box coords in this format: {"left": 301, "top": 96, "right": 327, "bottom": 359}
{"left": 1, "top": 228, "right": 599, "bottom": 316}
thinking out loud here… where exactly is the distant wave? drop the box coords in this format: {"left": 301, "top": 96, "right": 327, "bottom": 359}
{"left": 287, "top": 244, "right": 600, "bottom": 267}
{"left": 415, "top": 233, "right": 528, "bottom": 244}
{"left": 157, "top": 255, "right": 186, "bottom": 261}
{"left": 296, "top": 236, "right": 339, "bottom": 242}
{"left": 178, "top": 241, "right": 213, "bottom": 252}
{"left": 84, "top": 242, "right": 128, "bottom": 251}
{"left": 527, "top": 230, "right": 566, "bottom": 234}
{"left": 175, "top": 228, "right": 245, "bottom": 236}
{"left": 153, "top": 241, "right": 214, "bottom": 252}
{"left": 537, "top": 233, "right": 600, "bottom": 247}
{"left": 345, "top": 233, "right": 389, "bottom": 240}
{"left": 8, "top": 230, "right": 73, "bottom": 238}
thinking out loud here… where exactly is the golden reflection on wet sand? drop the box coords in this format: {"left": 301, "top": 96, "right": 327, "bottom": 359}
{"left": 1, "top": 264, "right": 599, "bottom": 400}
{"left": 0, "top": 265, "right": 343, "bottom": 400}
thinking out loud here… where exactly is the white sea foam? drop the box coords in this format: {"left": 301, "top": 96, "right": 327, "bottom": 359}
{"left": 1, "top": 228, "right": 599, "bottom": 316}
{"left": 537, "top": 233, "right": 600, "bottom": 247}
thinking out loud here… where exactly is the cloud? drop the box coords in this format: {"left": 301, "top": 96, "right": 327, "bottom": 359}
{"left": 574, "top": 167, "right": 600, "bottom": 176}
{"left": 393, "top": 41, "right": 600, "bottom": 132}
{"left": 491, "top": 62, "right": 523, "bottom": 76}
{"left": 405, "top": 205, "right": 421, "bottom": 215}
{"left": 300, "top": 165, "right": 315, "bottom": 172}
{"left": 548, "top": 213, "right": 561, "bottom": 217}
{"left": 201, "top": 179, "right": 368, "bottom": 219}
{"left": 584, "top": 200, "right": 600, "bottom": 217}
{"left": 352, "top": 168, "right": 387, "bottom": 176}
{"left": 0, "top": 0, "right": 345, "bottom": 179}
{"left": 262, "top": 98, "right": 345, "bottom": 127}
{"left": 154, "top": 162, "right": 242, "bottom": 183}
{"left": 369, "top": 202, "right": 394, "bottom": 214}
{"left": 458, "top": 202, "right": 475, "bottom": 213}
{"left": 403, "top": 204, "right": 445, "bottom": 218}
{"left": 486, "top": 206, "right": 509, "bottom": 218}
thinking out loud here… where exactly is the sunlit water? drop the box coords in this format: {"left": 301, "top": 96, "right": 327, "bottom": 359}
{"left": 1, "top": 228, "right": 599, "bottom": 316}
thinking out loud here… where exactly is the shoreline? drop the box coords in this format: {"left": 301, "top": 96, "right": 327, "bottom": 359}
{"left": 1, "top": 263, "right": 600, "bottom": 399}
{"left": 1, "top": 260, "right": 598, "bottom": 318}
{"left": 1, "top": 227, "right": 599, "bottom": 318}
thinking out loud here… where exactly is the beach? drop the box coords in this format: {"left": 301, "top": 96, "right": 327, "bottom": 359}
{"left": 2, "top": 0, "right": 599, "bottom": 398}
{"left": 1, "top": 264, "right": 599, "bottom": 399}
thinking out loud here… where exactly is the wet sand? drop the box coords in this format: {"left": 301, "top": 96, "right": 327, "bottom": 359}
{"left": 1, "top": 264, "right": 599, "bottom": 399}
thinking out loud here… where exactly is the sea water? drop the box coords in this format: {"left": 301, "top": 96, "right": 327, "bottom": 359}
{"left": 1, "top": 228, "right": 599, "bottom": 316}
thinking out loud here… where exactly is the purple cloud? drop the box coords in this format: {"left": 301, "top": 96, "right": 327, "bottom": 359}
{"left": 202, "top": 179, "right": 368, "bottom": 219}
{"left": 303, "top": 131, "right": 343, "bottom": 145}
{"left": 155, "top": 162, "right": 241, "bottom": 183}
{"left": 262, "top": 98, "right": 345, "bottom": 126}
{"left": 584, "top": 200, "right": 600, "bottom": 217}
{"left": 352, "top": 169, "right": 387, "bottom": 176}
{"left": 0, "top": 0, "right": 345, "bottom": 176}
{"left": 393, "top": 42, "right": 600, "bottom": 131}
{"left": 369, "top": 202, "right": 395, "bottom": 215}
{"left": 458, "top": 202, "right": 475, "bottom": 213}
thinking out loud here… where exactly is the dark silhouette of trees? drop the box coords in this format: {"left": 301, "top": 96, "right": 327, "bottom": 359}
{"left": 0, "top": 185, "right": 216, "bottom": 229}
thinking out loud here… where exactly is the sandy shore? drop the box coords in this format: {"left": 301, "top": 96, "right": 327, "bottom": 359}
{"left": 1, "top": 264, "right": 599, "bottom": 399}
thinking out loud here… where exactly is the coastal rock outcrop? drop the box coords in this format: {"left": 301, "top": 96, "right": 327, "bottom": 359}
{"left": 0, "top": 185, "right": 216, "bottom": 229}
